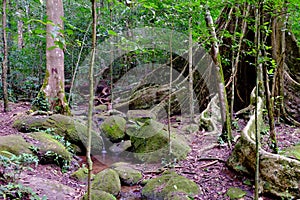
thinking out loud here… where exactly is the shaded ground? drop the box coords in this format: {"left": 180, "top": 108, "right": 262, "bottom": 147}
{"left": 0, "top": 102, "right": 299, "bottom": 199}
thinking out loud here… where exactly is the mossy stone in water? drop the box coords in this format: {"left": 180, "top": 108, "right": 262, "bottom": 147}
{"left": 91, "top": 168, "right": 121, "bottom": 196}
{"left": 142, "top": 171, "right": 199, "bottom": 200}
{"left": 110, "top": 162, "right": 142, "bottom": 185}
{"left": 82, "top": 190, "right": 117, "bottom": 200}
{"left": 101, "top": 116, "right": 126, "bottom": 142}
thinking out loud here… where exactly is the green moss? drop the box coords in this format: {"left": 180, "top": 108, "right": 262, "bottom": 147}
{"left": 71, "top": 167, "right": 89, "bottom": 182}
{"left": 226, "top": 187, "right": 247, "bottom": 199}
{"left": 0, "top": 135, "right": 31, "bottom": 155}
{"left": 101, "top": 116, "right": 126, "bottom": 142}
{"left": 82, "top": 190, "right": 116, "bottom": 200}
{"left": 110, "top": 163, "right": 142, "bottom": 185}
{"left": 28, "top": 132, "right": 72, "bottom": 163}
{"left": 142, "top": 171, "right": 199, "bottom": 200}
{"left": 91, "top": 169, "right": 121, "bottom": 196}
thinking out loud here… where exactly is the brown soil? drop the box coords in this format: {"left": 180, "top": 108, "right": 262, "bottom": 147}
{"left": 0, "top": 102, "right": 299, "bottom": 199}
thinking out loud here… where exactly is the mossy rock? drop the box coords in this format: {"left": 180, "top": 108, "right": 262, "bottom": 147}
{"left": 282, "top": 143, "right": 300, "bottom": 160}
{"left": 91, "top": 168, "right": 121, "bottom": 196}
{"left": 101, "top": 116, "right": 126, "bottom": 142}
{"left": 127, "top": 119, "right": 190, "bottom": 162}
{"left": 226, "top": 187, "right": 247, "bottom": 199}
{"left": 82, "top": 190, "right": 116, "bottom": 200}
{"left": 0, "top": 135, "right": 31, "bottom": 155}
{"left": 142, "top": 171, "right": 199, "bottom": 200}
{"left": 165, "top": 191, "right": 191, "bottom": 200}
{"left": 28, "top": 132, "right": 72, "bottom": 165}
{"left": 71, "top": 167, "right": 89, "bottom": 182}
{"left": 13, "top": 114, "right": 103, "bottom": 154}
{"left": 110, "top": 162, "right": 142, "bottom": 185}
{"left": 109, "top": 140, "right": 131, "bottom": 153}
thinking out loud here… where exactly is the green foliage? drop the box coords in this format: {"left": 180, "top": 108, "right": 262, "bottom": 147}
{"left": 0, "top": 151, "right": 41, "bottom": 199}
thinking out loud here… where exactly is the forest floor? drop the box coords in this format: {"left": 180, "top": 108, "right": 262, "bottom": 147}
{"left": 0, "top": 102, "right": 299, "bottom": 200}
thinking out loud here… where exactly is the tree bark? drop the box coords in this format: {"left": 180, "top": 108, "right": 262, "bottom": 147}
{"left": 2, "top": 0, "right": 9, "bottom": 112}
{"left": 33, "top": 0, "right": 70, "bottom": 115}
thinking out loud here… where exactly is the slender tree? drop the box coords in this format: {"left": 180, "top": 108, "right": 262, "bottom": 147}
{"left": 87, "top": 0, "right": 97, "bottom": 199}
{"left": 2, "top": 0, "right": 9, "bottom": 112}
{"left": 205, "top": 8, "right": 232, "bottom": 145}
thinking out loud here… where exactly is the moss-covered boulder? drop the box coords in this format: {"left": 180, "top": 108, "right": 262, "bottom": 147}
{"left": 226, "top": 187, "right": 247, "bottom": 199}
{"left": 28, "top": 132, "right": 71, "bottom": 165}
{"left": 101, "top": 116, "right": 126, "bottom": 142}
{"left": 71, "top": 167, "right": 89, "bottom": 182}
{"left": 13, "top": 114, "right": 103, "bottom": 154}
{"left": 82, "top": 190, "right": 116, "bottom": 200}
{"left": 142, "top": 171, "right": 199, "bottom": 200}
{"left": 91, "top": 168, "right": 121, "bottom": 196}
{"left": 110, "top": 162, "right": 142, "bottom": 185}
{"left": 126, "top": 119, "right": 191, "bottom": 162}
{"left": 165, "top": 191, "right": 191, "bottom": 200}
{"left": 0, "top": 135, "right": 31, "bottom": 155}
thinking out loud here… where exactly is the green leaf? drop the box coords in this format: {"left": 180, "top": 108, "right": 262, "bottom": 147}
{"left": 107, "top": 30, "right": 117, "bottom": 36}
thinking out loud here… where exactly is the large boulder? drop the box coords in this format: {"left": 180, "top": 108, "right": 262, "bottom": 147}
{"left": 126, "top": 119, "right": 191, "bottom": 162}
{"left": 110, "top": 162, "right": 142, "bottom": 185}
{"left": 28, "top": 132, "right": 72, "bottom": 166}
{"left": 142, "top": 171, "right": 200, "bottom": 200}
{"left": 227, "top": 97, "right": 300, "bottom": 198}
{"left": 0, "top": 135, "right": 31, "bottom": 155}
{"left": 91, "top": 168, "right": 121, "bottom": 196}
{"left": 13, "top": 114, "right": 103, "bottom": 154}
{"left": 100, "top": 116, "right": 126, "bottom": 142}
{"left": 82, "top": 190, "right": 116, "bottom": 200}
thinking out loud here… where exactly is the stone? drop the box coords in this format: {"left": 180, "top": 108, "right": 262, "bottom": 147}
{"left": 82, "top": 190, "right": 116, "bottom": 200}
{"left": 142, "top": 171, "right": 199, "bottom": 200}
{"left": 91, "top": 168, "right": 121, "bottom": 196}
{"left": 226, "top": 187, "right": 247, "bottom": 199}
{"left": 28, "top": 132, "right": 72, "bottom": 165}
{"left": 0, "top": 135, "right": 31, "bottom": 155}
{"left": 13, "top": 114, "right": 103, "bottom": 155}
{"left": 71, "top": 167, "right": 89, "bottom": 183}
{"left": 110, "top": 162, "right": 142, "bottom": 185}
{"left": 109, "top": 140, "right": 131, "bottom": 153}
{"left": 126, "top": 119, "right": 190, "bottom": 163}
{"left": 127, "top": 110, "right": 156, "bottom": 121}
{"left": 101, "top": 116, "right": 126, "bottom": 142}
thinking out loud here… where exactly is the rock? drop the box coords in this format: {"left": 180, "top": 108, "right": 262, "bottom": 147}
{"left": 181, "top": 124, "right": 199, "bottom": 134}
{"left": 126, "top": 119, "right": 191, "bottom": 162}
{"left": 101, "top": 116, "right": 126, "bottom": 142}
{"left": 127, "top": 110, "right": 156, "bottom": 121}
{"left": 0, "top": 135, "right": 31, "bottom": 155}
{"left": 13, "top": 114, "right": 103, "bottom": 154}
{"left": 226, "top": 187, "right": 247, "bottom": 199}
{"left": 109, "top": 140, "right": 131, "bottom": 153}
{"left": 165, "top": 191, "right": 191, "bottom": 200}
{"left": 28, "top": 132, "right": 72, "bottom": 165}
{"left": 71, "top": 167, "right": 89, "bottom": 183}
{"left": 82, "top": 190, "right": 116, "bottom": 200}
{"left": 91, "top": 168, "right": 121, "bottom": 196}
{"left": 142, "top": 171, "right": 199, "bottom": 200}
{"left": 19, "top": 176, "right": 75, "bottom": 200}
{"left": 110, "top": 162, "right": 142, "bottom": 185}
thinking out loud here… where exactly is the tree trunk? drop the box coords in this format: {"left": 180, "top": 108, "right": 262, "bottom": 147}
{"left": 33, "top": 0, "right": 70, "bottom": 115}
{"left": 2, "top": 0, "right": 9, "bottom": 112}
